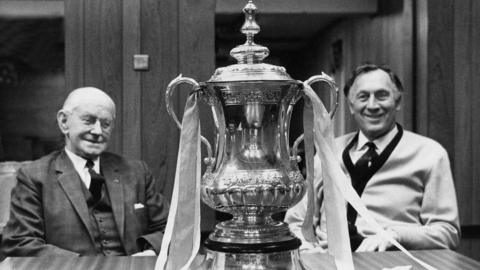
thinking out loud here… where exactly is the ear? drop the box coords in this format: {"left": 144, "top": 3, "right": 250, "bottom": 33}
{"left": 347, "top": 96, "right": 355, "bottom": 115}
{"left": 57, "top": 110, "right": 69, "bottom": 135}
{"left": 395, "top": 93, "right": 403, "bottom": 111}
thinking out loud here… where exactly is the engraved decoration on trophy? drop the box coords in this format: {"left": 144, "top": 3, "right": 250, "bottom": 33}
{"left": 164, "top": 1, "right": 338, "bottom": 269}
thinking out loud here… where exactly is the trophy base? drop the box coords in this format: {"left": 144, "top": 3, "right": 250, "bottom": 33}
{"left": 208, "top": 217, "right": 297, "bottom": 244}
{"left": 201, "top": 247, "right": 305, "bottom": 270}
{"left": 204, "top": 238, "right": 301, "bottom": 253}
{"left": 197, "top": 238, "right": 304, "bottom": 270}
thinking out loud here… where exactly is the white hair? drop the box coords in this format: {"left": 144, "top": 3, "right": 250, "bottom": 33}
{"left": 61, "top": 87, "right": 116, "bottom": 119}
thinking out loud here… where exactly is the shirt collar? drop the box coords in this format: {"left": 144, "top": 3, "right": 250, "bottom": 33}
{"left": 64, "top": 148, "right": 100, "bottom": 173}
{"left": 357, "top": 125, "right": 398, "bottom": 153}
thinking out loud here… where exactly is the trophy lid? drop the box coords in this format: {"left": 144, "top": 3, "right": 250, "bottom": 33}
{"left": 208, "top": 0, "right": 294, "bottom": 83}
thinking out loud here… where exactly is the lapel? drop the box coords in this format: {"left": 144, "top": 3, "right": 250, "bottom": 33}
{"left": 101, "top": 154, "right": 126, "bottom": 241}
{"left": 55, "top": 150, "right": 96, "bottom": 244}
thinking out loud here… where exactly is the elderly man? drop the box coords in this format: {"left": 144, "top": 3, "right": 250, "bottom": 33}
{"left": 1, "top": 87, "right": 169, "bottom": 256}
{"left": 286, "top": 64, "right": 460, "bottom": 252}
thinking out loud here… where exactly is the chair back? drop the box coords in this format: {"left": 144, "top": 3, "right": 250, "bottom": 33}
{"left": 0, "top": 161, "right": 29, "bottom": 233}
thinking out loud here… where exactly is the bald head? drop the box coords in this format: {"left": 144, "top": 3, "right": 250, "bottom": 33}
{"left": 57, "top": 87, "right": 116, "bottom": 159}
{"left": 62, "top": 87, "right": 116, "bottom": 119}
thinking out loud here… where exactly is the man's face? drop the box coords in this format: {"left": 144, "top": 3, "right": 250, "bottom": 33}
{"left": 60, "top": 103, "right": 114, "bottom": 159}
{"left": 347, "top": 69, "right": 401, "bottom": 140}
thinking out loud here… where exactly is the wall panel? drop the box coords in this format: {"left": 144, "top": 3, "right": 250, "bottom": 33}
{"left": 289, "top": 0, "right": 414, "bottom": 134}
{"left": 66, "top": 0, "right": 123, "bottom": 154}
{"left": 140, "top": 0, "right": 179, "bottom": 196}
{"left": 83, "top": 0, "right": 123, "bottom": 154}
{"left": 122, "top": 0, "right": 142, "bottom": 160}
{"left": 140, "top": 0, "right": 216, "bottom": 230}
{"left": 418, "top": 0, "right": 480, "bottom": 261}
{"left": 178, "top": 0, "right": 216, "bottom": 231}
{"left": 471, "top": 0, "right": 480, "bottom": 227}
{"left": 419, "top": 0, "right": 480, "bottom": 228}
{"left": 453, "top": 0, "right": 474, "bottom": 226}
{"left": 65, "top": 0, "right": 83, "bottom": 91}
{"left": 453, "top": 0, "right": 480, "bottom": 227}
{"left": 424, "top": 0, "right": 454, "bottom": 155}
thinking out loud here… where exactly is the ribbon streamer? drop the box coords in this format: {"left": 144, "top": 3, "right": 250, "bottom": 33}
{"left": 301, "top": 100, "right": 318, "bottom": 244}
{"left": 155, "top": 93, "right": 202, "bottom": 270}
{"left": 301, "top": 82, "right": 436, "bottom": 270}
{"left": 302, "top": 83, "right": 354, "bottom": 270}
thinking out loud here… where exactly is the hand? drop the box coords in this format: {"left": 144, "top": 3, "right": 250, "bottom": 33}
{"left": 299, "top": 227, "right": 328, "bottom": 253}
{"left": 355, "top": 229, "right": 399, "bottom": 252}
{"left": 299, "top": 241, "right": 320, "bottom": 252}
{"left": 132, "top": 249, "right": 156, "bottom": 256}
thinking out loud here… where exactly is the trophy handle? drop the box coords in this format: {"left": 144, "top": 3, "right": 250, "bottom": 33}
{"left": 165, "top": 74, "right": 214, "bottom": 166}
{"left": 290, "top": 72, "right": 339, "bottom": 162}
{"left": 304, "top": 72, "right": 339, "bottom": 118}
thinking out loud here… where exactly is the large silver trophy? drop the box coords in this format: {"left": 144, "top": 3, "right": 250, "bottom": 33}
{"left": 166, "top": 1, "right": 338, "bottom": 269}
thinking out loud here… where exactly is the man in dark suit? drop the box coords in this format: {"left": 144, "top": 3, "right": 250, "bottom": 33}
{"left": 1, "top": 87, "right": 169, "bottom": 256}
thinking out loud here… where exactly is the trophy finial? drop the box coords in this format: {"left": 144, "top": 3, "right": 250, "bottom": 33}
{"left": 241, "top": 0, "right": 260, "bottom": 44}
{"left": 230, "top": 0, "right": 270, "bottom": 64}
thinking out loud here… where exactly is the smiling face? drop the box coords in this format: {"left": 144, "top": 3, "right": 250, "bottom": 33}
{"left": 57, "top": 88, "right": 115, "bottom": 159}
{"left": 347, "top": 69, "right": 402, "bottom": 141}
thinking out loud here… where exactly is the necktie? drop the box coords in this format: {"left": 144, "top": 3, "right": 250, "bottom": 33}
{"left": 86, "top": 159, "right": 105, "bottom": 202}
{"left": 348, "top": 141, "right": 378, "bottom": 250}
{"left": 354, "top": 142, "right": 378, "bottom": 179}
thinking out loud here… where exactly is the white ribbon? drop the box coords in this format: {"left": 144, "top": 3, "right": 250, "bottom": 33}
{"left": 155, "top": 93, "right": 202, "bottom": 270}
{"left": 302, "top": 82, "right": 354, "bottom": 270}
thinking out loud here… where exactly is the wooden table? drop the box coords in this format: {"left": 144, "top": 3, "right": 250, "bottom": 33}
{"left": 301, "top": 249, "right": 480, "bottom": 270}
{"left": 0, "top": 249, "right": 479, "bottom": 270}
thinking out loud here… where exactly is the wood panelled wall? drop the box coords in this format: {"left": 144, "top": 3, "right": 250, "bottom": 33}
{"left": 64, "top": 0, "right": 216, "bottom": 230}
{"left": 417, "top": 0, "right": 480, "bottom": 260}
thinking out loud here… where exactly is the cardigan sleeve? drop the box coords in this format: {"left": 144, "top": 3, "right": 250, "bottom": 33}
{"left": 388, "top": 148, "right": 460, "bottom": 249}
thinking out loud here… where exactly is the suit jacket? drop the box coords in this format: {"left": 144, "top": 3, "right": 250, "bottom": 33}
{"left": 1, "top": 150, "right": 169, "bottom": 256}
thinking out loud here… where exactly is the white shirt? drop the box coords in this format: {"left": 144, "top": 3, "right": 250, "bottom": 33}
{"left": 64, "top": 148, "right": 100, "bottom": 188}
{"left": 350, "top": 125, "right": 399, "bottom": 164}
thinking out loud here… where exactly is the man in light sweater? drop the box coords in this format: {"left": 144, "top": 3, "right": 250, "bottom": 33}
{"left": 285, "top": 64, "right": 460, "bottom": 252}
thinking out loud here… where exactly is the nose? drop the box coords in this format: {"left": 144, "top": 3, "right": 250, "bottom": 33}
{"left": 366, "top": 94, "right": 379, "bottom": 109}
{"left": 90, "top": 120, "right": 103, "bottom": 134}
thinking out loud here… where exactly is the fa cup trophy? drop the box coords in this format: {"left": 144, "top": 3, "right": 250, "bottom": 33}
{"left": 164, "top": 1, "right": 338, "bottom": 269}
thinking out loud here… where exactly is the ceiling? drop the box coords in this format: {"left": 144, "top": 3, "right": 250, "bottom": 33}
{"left": 215, "top": 0, "right": 378, "bottom": 65}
